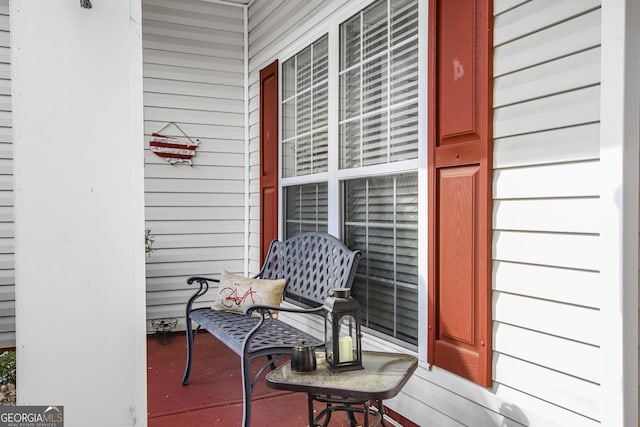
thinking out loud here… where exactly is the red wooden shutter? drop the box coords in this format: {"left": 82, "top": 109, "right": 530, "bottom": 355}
{"left": 260, "top": 60, "right": 279, "bottom": 264}
{"left": 427, "top": 0, "right": 493, "bottom": 387}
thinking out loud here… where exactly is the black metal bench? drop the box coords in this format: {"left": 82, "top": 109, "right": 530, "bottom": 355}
{"left": 181, "top": 232, "right": 362, "bottom": 427}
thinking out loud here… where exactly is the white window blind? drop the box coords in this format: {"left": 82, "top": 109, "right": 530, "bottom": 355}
{"left": 284, "top": 183, "right": 328, "bottom": 239}
{"left": 339, "top": 0, "right": 419, "bottom": 169}
{"left": 344, "top": 173, "right": 419, "bottom": 345}
{"left": 282, "top": 35, "right": 329, "bottom": 177}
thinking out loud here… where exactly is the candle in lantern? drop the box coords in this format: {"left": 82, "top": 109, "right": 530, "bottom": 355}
{"left": 338, "top": 336, "right": 353, "bottom": 363}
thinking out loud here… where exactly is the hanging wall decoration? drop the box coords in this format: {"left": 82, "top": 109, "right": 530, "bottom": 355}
{"left": 150, "top": 122, "right": 200, "bottom": 166}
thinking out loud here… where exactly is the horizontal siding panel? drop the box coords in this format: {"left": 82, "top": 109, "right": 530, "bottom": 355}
{"left": 143, "top": 49, "right": 243, "bottom": 73}
{"left": 143, "top": 35, "right": 243, "bottom": 60}
{"left": 400, "top": 373, "right": 510, "bottom": 426}
{"left": 493, "top": 291, "right": 599, "bottom": 345}
{"left": 0, "top": 63, "right": 8, "bottom": 79}
{"left": 0, "top": 32, "right": 8, "bottom": 49}
{"left": 0, "top": 270, "right": 13, "bottom": 286}
{"left": 494, "top": 47, "right": 600, "bottom": 108}
{"left": 144, "top": 0, "right": 242, "bottom": 19}
{"left": 0, "top": 144, "right": 9, "bottom": 160}
{"left": 493, "top": 9, "right": 600, "bottom": 76}
{"left": 494, "top": 85, "right": 600, "bottom": 139}
{"left": 146, "top": 288, "right": 210, "bottom": 307}
{"left": 152, "top": 233, "right": 243, "bottom": 249}
{"left": 145, "top": 192, "right": 244, "bottom": 207}
{"left": 0, "top": 79, "right": 9, "bottom": 96}
{"left": 143, "top": 63, "right": 242, "bottom": 87}
{"left": 494, "top": 198, "right": 599, "bottom": 234}
{"left": 0, "top": 284, "right": 13, "bottom": 301}
{"left": 143, "top": 19, "right": 243, "bottom": 46}
{"left": 0, "top": 127, "right": 10, "bottom": 144}
{"left": 144, "top": 78, "right": 243, "bottom": 99}
{"left": 493, "top": 160, "right": 598, "bottom": 199}
{"left": 145, "top": 206, "right": 244, "bottom": 221}
{"left": 494, "top": 353, "right": 599, "bottom": 420}
{"left": 493, "top": 123, "right": 600, "bottom": 168}
{"left": 145, "top": 178, "right": 244, "bottom": 193}
{"left": 0, "top": 315, "right": 11, "bottom": 333}
{"left": 494, "top": 0, "right": 600, "bottom": 46}
{"left": 0, "top": 237, "right": 12, "bottom": 254}
{"left": 494, "top": 0, "right": 528, "bottom": 16}
{"left": 0, "top": 332, "right": 13, "bottom": 350}
{"left": 144, "top": 121, "right": 243, "bottom": 141}
{"left": 145, "top": 220, "right": 245, "bottom": 235}
{"left": 142, "top": 7, "right": 243, "bottom": 33}
{"left": 144, "top": 107, "right": 243, "bottom": 127}
{"left": 494, "top": 383, "right": 601, "bottom": 427}
{"left": 143, "top": 164, "right": 243, "bottom": 180}
{"left": 145, "top": 259, "right": 244, "bottom": 278}
{"left": 493, "top": 261, "right": 600, "bottom": 308}
{"left": 494, "top": 322, "right": 599, "bottom": 383}
{"left": 144, "top": 92, "right": 244, "bottom": 113}
{"left": 494, "top": 230, "right": 600, "bottom": 271}
{"left": 0, "top": 207, "right": 12, "bottom": 222}
{"left": 0, "top": 223, "right": 13, "bottom": 238}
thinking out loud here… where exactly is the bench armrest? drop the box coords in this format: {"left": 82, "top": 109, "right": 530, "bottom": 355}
{"left": 185, "top": 276, "right": 220, "bottom": 316}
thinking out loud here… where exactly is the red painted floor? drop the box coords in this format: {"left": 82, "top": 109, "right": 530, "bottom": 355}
{"left": 147, "top": 331, "right": 418, "bottom": 426}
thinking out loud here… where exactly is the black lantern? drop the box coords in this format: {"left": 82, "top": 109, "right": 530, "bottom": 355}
{"left": 323, "top": 287, "right": 363, "bottom": 372}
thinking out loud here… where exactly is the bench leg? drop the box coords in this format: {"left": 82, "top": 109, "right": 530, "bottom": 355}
{"left": 241, "top": 353, "right": 253, "bottom": 427}
{"left": 181, "top": 321, "right": 196, "bottom": 385}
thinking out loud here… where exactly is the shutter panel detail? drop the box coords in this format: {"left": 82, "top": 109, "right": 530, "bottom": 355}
{"left": 260, "top": 60, "right": 279, "bottom": 264}
{"left": 428, "top": 0, "right": 493, "bottom": 387}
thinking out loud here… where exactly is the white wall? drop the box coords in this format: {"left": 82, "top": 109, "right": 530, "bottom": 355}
{"left": 142, "top": 0, "right": 246, "bottom": 332}
{"left": 11, "top": 1, "right": 147, "bottom": 426}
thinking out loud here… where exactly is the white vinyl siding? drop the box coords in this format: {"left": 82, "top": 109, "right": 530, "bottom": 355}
{"left": 0, "top": 0, "right": 12, "bottom": 349}
{"left": 142, "top": 0, "right": 245, "bottom": 332}
{"left": 491, "top": 1, "right": 602, "bottom": 425}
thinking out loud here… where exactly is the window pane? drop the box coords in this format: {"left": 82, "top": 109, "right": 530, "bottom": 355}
{"left": 283, "top": 57, "right": 296, "bottom": 100}
{"left": 390, "top": 0, "right": 418, "bottom": 45}
{"left": 282, "top": 99, "right": 295, "bottom": 141}
{"left": 341, "top": 13, "right": 360, "bottom": 70}
{"left": 389, "top": 102, "right": 418, "bottom": 162}
{"left": 312, "top": 130, "right": 328, "bottom": 174}
{"left": 344, "top": 173, "right": 419, "bottom": 346}
{"left": 340, "top": 67, "right": 360, "bottom": 121}
{"left": 362, "top": 55, "right": 387, "bottom": 114}
{"left": 313, "top": 35, "right": 329, "bottom": 82}
{"left": 282, "top": 35, "right": 329, "bottom": 178}
{"left": 362, "top": 113, "right": 387, "bottom": 166}
{"left": 340, "top": 119, "right": 361, "bottom": 168}
{"left": 339, "top": 0, "right": 418, "bottom": 170}
{"left": 363, "top": 0, "right": 387, "bottom": 60}
{"left": 297, "top": 46, "right": 312, "bottom": 92}
{"left": 284, "top": 183, "right": 328, "bottom": 239}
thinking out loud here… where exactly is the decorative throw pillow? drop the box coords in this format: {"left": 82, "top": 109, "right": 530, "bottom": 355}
{"left": 212, "top": 271, "right": 287, "bottom": 317}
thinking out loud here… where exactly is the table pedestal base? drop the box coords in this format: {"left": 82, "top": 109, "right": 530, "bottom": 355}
{"left": 308, "top": 394, "right": 389, "bottom": 427}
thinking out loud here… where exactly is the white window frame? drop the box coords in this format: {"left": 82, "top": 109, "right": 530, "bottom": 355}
{"left": 276, "top": 0, "right": 428, "bottom": 361}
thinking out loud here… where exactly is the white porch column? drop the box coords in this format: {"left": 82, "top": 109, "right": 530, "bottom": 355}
{"left": 10, "top": 1, "right": 147, "bottom": 426}
{"left": 600, "top": 1, "right": 640, "bottom": 426}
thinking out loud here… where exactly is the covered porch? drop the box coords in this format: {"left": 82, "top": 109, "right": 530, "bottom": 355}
{"left": 7, "top": 0, "right": 640, "bottom": 426}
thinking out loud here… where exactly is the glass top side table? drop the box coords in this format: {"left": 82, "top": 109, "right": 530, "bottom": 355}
{"left": 266, "top": 351, "right": 418, "bottom": 427}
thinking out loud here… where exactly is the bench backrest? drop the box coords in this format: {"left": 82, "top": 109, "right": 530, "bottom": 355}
{"left": 258, "top": 232, "right": 362, "bottom": 306}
